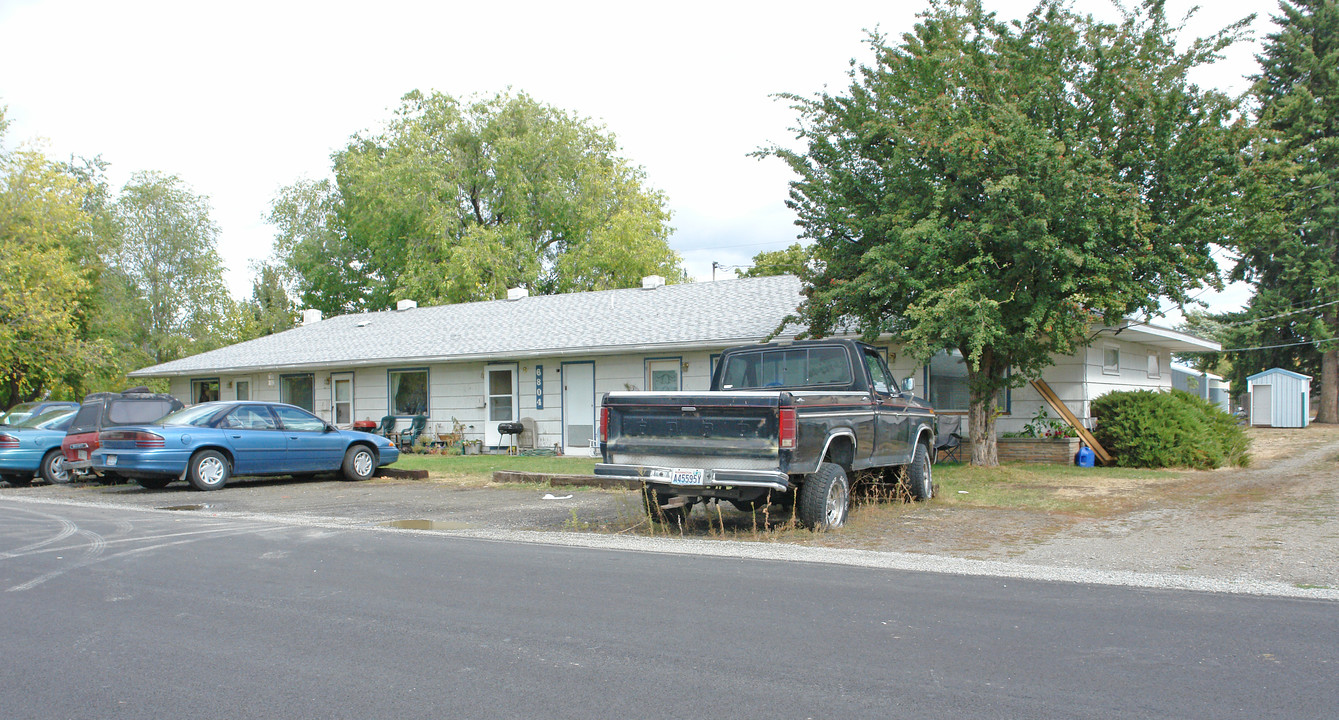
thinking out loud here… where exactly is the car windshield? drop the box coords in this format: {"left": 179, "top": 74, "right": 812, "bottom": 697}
{"left": 157, "top": 404, "right": 226, "bottom": 427}
{"left": 0, "top": 402, "right": 38, "bottom": 425}
{"left": 15, "top": 408, "right": 76, "bottom": 429}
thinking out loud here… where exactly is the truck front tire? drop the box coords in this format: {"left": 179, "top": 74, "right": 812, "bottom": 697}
{"left": 798, "top": 462, "right": 850, "bottom": 530}
{"left": 908, "top": 443, "right": 933, "bottom": 500}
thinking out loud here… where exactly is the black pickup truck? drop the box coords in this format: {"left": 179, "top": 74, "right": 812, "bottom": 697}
{"left": 595, "top": 339, "right": 937, "bottom": 529}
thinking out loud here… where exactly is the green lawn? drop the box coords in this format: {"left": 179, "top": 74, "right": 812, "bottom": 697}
{"left": 389, "top": 453, "right": 597, "bottom": 483}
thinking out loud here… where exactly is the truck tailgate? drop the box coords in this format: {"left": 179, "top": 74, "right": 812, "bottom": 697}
{"left": 602, "top": 391, "right": 784, "bottom": 471}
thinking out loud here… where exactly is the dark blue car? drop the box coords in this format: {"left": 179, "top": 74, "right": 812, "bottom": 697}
{"left": 0, "top": 408, "right": 77, "bottom": 486}
{"left": 90, "top": 401, "right": 400, "bottom": 491}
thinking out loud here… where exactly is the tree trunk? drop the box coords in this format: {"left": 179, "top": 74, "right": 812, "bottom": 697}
{"left": 966, "top": 356, "right": 1000, "bottom": 466}
{"left": 1318, "top": 307, "right": 1339, "bottom": 424}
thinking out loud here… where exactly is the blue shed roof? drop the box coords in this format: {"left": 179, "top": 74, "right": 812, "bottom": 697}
{"left": 1247, "top": 368, "right": 1312, "bottom": 382}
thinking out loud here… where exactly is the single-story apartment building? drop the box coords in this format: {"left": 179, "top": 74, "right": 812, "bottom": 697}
{"left": 1171, "top": 363, "right": 1231, "bottom": 413}
{"left": 130, "top": 275, "right": 1220, "bottom": 453}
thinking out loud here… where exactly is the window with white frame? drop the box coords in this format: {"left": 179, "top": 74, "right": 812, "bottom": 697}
{"left": 389, "top": 368, "right": 429, "bottom": 416}
{"left": 928, "top": 350, "right": 971, "bottom": 411}
{"left": 1102, "top": 346, "right": 1120, "bottom": 374}
{"left": 190, "top": 378, "right": 219, "bottom": 404}
{"left": 927, "top": 349, "right": 1008, "bottom": 413}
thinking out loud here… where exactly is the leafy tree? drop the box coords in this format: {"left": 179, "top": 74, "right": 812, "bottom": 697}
{"left": 1230, "top": 0, "right": 1339, "bottom": 422}
{"left": 736, "top": 243, "right": 811, "bottom": 278}
{"left": 0, "top": 118, "right": 110, "bottom": 406}
{"left": 272, "top": 90, "right": 685, "bottom": 315}
{"left": 109, "top": 171, "right": 232, "bottom": 363}
{"left": 765, "top": 0, "right": 1249, "bottom": 464}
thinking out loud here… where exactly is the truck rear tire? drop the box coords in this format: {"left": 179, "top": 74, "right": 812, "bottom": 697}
{"left": 908, "top": 443, "right": 933, "bottom": 500}
{"left": 798, "top": 462, "right": 850, "bottom": 530}
{"left": 642, "top": 485, "right": 691, "bottom": 527}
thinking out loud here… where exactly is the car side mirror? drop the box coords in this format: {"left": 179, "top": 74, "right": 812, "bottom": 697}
{"left": 901, "top": 377, "right": 915, "bottom": 393}
{"left": 325, "top": 424, "right": 336, "bottom": 433}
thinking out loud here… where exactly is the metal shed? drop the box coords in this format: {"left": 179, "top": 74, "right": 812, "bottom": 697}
{"left": 1247, "top": 368, "right": 1312, "bottom": 428}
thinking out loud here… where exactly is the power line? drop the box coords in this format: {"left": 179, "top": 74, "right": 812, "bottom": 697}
{"left": 1216, "top": 298, "right": 1339, "bottom": 327}
{"left": 1218, "top": 336, "right": 1339, "bottom": 353}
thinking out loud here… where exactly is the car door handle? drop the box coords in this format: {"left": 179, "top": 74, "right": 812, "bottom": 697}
{"left": 229, "top": 434, "right": 242, "bottom": 439}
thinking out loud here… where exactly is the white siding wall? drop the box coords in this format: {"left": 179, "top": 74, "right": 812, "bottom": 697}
{"left": 1248, "top": 371, "right": 1311, "bottom": 428}
{"left": 160, "top": 341, "right": 1178, "bottom": 443}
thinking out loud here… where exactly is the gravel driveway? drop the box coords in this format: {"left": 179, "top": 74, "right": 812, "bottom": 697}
{"left": 3, "top": 426, "right": 1336, "bottom": 600}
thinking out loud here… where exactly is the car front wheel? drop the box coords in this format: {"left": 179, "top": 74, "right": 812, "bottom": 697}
{"left": 188, "top": 450, "right": 230, "bottom": 491}
{"left": 341, "top": 445, "right": 376, "bottom": 481}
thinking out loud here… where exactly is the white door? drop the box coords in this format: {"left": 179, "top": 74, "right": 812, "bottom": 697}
{"left": 562, "top": 363, "right": 595, "bottom": 455}
{"left": 331, "top": 372, "right": 354, "bottom": 428}
{"left": 1251, "top": 385, "right": 1272, "bottom": 427}
{"left": 485, "top": 365, "right": 518, "bottom": 446}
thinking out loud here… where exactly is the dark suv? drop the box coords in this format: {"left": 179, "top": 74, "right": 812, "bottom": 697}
{"left": 61, "top": 388, "right": 184, "bottom": 477}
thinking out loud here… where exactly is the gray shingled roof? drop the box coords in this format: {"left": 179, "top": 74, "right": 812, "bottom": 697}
{"left": 132, "top": 275, "right": 804, "bottom": 377}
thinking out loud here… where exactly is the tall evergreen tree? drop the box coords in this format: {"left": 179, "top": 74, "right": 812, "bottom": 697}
{"left": 1233, "top": 0, "right": 1339, "bottom": 422}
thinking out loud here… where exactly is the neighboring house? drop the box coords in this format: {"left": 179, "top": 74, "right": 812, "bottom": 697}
{"left": 1171, "top": 363, "right": 1231, "bottom": 413}
{"left": 130, "top": 275, "right": 1220, "bottom": 451}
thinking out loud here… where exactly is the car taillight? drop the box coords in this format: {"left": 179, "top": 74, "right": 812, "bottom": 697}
{"left": 778, "top": 407, "right": 797, "bottom": 449}
{"left": 599, "top": 406, "right": 611, "bottom": 443}
{"left": 0, "top": 433, "right": 19, "bottom": 449}
{"left": 100, "top": 430, "right": 165, "bottom": 448}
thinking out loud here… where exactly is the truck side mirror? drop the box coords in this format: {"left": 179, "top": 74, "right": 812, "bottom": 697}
{"left": 901, "top": 377, "right": 915, "bottom": 393}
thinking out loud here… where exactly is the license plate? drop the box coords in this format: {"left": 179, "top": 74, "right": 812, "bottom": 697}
{"left": 78, "top": 450, "right": 87, "bottom": 460}
{"left": 668, "top": 468, "right": 705, "bottom": 486}
{"left": 105, "top": 455, "right": 117, "bottom": 467}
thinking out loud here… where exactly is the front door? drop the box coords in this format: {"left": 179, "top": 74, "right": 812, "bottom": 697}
{"left": 1251, "top": 385, "right": 1272, "bottom": 426}
{"left": 485, "top": 364, "right": 518, "bottom": 447}
{"left": 331, "top": 372, "right": 354, "bottom": 428}
{"left": 562, "top": 362, "right": 595, "bottom": 455}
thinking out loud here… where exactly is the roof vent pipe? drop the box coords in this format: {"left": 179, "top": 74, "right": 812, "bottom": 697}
{"left": 641, "top": 275, "right": 665, "bottom": 290}
{"left": 507, "top": 287, "right": 529, "bottom": 301}
{"left": 301, "top": 309, "right": 323, "bottom": 325}
{"left": 396, "top": 299, "right": 418, "bottom": 311}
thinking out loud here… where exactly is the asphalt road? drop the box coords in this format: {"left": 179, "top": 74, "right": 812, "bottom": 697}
{"left": 1, "top": 499, "right": 1335, "bottom": 720}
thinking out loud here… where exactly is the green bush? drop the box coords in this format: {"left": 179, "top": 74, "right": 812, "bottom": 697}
{"left": 1091, "top": 389, "right": 1249, "bottom": 469}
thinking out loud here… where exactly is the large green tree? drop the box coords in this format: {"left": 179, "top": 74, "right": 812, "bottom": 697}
{"left": 0, "top": 112, "right": 110, "bottom": 406}
{"left": 767, "top": 0, "right": 1248, "bottom": 464}
{"left": 109, "top": 171, "right": 232, "bottom": 364}
{"left": 272, "top": 90, "right": 685, "bottom": 315}
{"left": 1230, "top": 0, "right": 1339, "bottom": 422}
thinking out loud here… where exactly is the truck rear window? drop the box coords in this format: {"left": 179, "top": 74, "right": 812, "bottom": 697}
{"left": 107, "top": 399, "right": 177, "bottom": 426}
{"left": 720, "top": 346, "right": 853, "bottom": 389}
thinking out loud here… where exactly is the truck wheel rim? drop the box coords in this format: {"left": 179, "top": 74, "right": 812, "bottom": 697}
{"left": 826, "top": 477, "right": 848, "bottom": 525}
{"left": 198, "top": 457, "right": 225, "bottom": 485}
{"left": 353, "top": 450, "right": 373, "bottom": 477}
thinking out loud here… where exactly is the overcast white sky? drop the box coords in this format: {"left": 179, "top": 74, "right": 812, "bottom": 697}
{"left": 0, "top": 0, "right": 1275, "bottom": 324}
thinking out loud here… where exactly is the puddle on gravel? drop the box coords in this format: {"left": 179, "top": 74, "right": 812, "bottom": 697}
{"left": 380, "top": 519, "right": 474, "bottom": 531}
{"left": 158, "top": 504, "right": 209, "bottom": 511}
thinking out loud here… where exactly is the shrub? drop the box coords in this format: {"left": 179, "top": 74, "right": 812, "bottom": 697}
{"left": 1091, "top": 389, "right": 1249, "bottom": 469}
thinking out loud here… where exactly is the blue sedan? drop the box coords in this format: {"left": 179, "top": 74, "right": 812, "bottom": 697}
{"left": 90, "top": 401, "right": 401, "bottom": 491}
{"left": 0, "top": 408, "right": 77, "bottom": 486}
